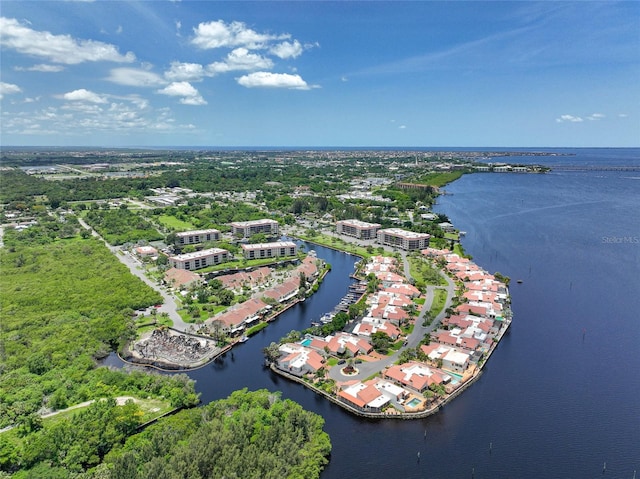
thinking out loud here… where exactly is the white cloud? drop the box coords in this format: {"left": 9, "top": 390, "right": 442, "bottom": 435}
{"left": 3, "top": 96, "right": 194, "bottom": 136}
{"left": 586, "top": 113, "right": 605, "bottom": 121}
{"left": 15, "top": 64, "right": 65, "bottom": 72}
{"left": 157, "top": 81, "right": 207, "bottom": 105}
{"left": 398, "top": 125, "right": 407, "bottom": 129}
{"left": 269, "top": 40, "right": 304, "bottom": 59}
{"left": 618, "top": 113, "right": 628, "bottom": 118}
{"left": 107, "top": 67, "right": 166, "bottom": 87}
{"left": 0, "top": 17, "right": 135, "bottom": 64}
{"left": 165, "top": 62, "right": 205, "bottom": 82}
{"left": 208, "top": 48, "right": 273, "bottom": 74}
{"left": 191, "top": 20, "right": 289, "bottom": 50}
{"left": 62, "top": 88, "right": 108, "bottom": 103}
{"left": 556, "top": 114, "right": 583, "bottom": 123}
{"left": 237, "top": 72, "right": 314, "bottom": 90}
{"left": 0, "top": 82, "right": 22, "bottom": 99}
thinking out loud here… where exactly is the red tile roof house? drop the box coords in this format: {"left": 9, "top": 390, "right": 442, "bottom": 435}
{"left": 326, "top": 332, "right": 373, "bottom": 356}
{"left": 217, "top": 267, "right": 271, "bottom": 292}
{"left": 420, "top": 344, "right": 471, "bottom": 374}
{"left": 164, "top": 267, "right": 202, "bottom": 289}
{"left": 383, "top": 362, "right": 449, "bottom": 394}
{"left": 374, "top": 271, "right": 406, "bottom": 285}
{"left": 276, "top": 344, "right": 325, "bottom": 377}
{"left": 209, "top": 298, "right": 269, "bottom": 334}
{"left": 383, "top": 283, "right": 421, "bottom": 298}
{"left": 355, "top": 317, "right": 401, "bottom": 340}
{"left": 262, "top": 278, "right": 299, "bottom": 303}
{"left": 421, "top": 247, "right": 450, "bottom": 258}
{"left": 337, "top": 379, "right": 390, "bottom": 412}
{"left": 297, "top": 256, "right": 319, "bottom": 280}
{"left": 369, "top": 291, "right": 414, "bottom": 308}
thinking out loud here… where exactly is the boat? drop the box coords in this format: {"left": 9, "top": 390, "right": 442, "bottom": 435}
{"left": 239, "top": 335, "right": 249, "bottom": 343}
{"left": 517, "top": 279, "right": 523, "bottom": 284}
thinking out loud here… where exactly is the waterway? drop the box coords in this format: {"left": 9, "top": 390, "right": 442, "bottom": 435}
{"left": 106, "top": 148, "right": 639, "bottom": 478}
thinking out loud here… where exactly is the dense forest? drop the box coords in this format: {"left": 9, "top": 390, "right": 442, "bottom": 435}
{"left": 0, "top": 238, "right": 199, "bottom": 474}
{"left": 95, "top": 389, "right": 331, "bottom": 479}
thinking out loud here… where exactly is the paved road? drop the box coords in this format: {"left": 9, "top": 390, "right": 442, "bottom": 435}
{"left": 77, "top": 218, "right": 190, "bottom": 331}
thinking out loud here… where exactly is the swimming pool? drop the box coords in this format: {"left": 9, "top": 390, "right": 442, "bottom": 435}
{"left": 406, "top": 398, "right": 422, "bottom": 408}
{"left": 301, "top": 338, "right": 312, "bottom": 347}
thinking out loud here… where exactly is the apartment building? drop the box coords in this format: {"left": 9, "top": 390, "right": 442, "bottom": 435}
{"left": 376, "top": 228, "right": 431, "bottom": 251}
{"left": 336, "top": 219, "right": 381, "bottom": 240}
{"left": 230, "top": 219, "right": 279, "bottom": 238}
{"left": 241, "top": 241, "right": 297, "bottom": 260}
{"left": 175, "top": 228, "right": 220, "bottom": 246}
{"left": 169, "top": 248, "right": 229, "bottom": 271}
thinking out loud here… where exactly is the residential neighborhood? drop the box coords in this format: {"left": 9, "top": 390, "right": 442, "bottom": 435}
{"left": 269, "top": 241, "right": 512, "bottom": 418}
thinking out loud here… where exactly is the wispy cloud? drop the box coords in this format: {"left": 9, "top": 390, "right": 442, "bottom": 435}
{"left": 0, "top": 17, "right": 135, "bottom": 65}
{"left": 15, "top": 64, "right": 65, "bottom": 72}
{"left": 556, "top": 114, "right": 584, "bottom": 123}
{"left": 586, "top": 113, "right": 605, "bottom": 121}
{"left": 208, "top": 48, "right": 273, "bottom": 75}
{"left": 106, "top": 67, "right": 166, "bottom": 87}
{"left": 191, "top": 20, "right": 289, "bottom": 50}
{"left": 0, "top": 81, "right": 22, "bottom": 99}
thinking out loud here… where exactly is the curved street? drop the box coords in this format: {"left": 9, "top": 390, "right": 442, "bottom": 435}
{"left": 328, "top": 254, "right": 456, "bottom": 382}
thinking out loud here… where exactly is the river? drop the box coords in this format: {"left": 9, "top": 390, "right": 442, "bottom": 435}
{"left": 106, "top": 148, "right": 639, "bottom": 478}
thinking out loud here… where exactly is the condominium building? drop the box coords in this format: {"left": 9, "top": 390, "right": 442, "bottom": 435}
{"left": 336, "top": 219, "right": 381, "bottom": 240}
{"left": 169, "top": 248, "right": 229, "bottom": 271}
{"left": 241, "top": 241, "right": 297, "bottom": 260}
{"left": 230, "top": 219, "right": 279, "bottom": 238}
{"left": 377, "top": 228, "right": 431, "bottom": 251}
{"left": 175, "top": 229, "right": 220, "bottom": 246}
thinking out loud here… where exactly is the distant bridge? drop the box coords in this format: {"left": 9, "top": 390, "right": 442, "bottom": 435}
{"left": 550, "top": 165, "right": 640, "bottom": 172}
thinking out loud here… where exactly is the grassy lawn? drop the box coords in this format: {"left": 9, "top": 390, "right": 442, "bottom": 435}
{"left": 429, "top": 288, "right": 448, "bottom": 317}
{"left": 326, "top": 358, "right": 339, "bottom": 367}
{"left": 157, "top": 214, "right": 196, "bottom": 230}
{"left": 294, "top": 232, "right": 372, "bottom": 259}
{"left": 408, "top": 255, "right": 448, "bottom": 286}
{"left": 444, "top": 232, "right": 459, "bottom": 241}
{"left": 1, "top": 396, "right": 173, "bottom": 445}
{"left": 246, "top": 322, "right": 268, "bottom": 336}
{"left": 197, "top": 255, "right": 298, "bottom": 273}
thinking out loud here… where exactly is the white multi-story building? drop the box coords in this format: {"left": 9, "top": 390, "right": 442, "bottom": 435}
{"left": 377, "top": 228, "right": 430, "bottom": 251}
{"left": 336, "top": 219, "right": 381, "bottom": 240}
{"left": 175, "top": 229, "right": 220, "bottom": 246}
{"left": 230, "top": 219, "right": 279, "bottom": 238}
{"left": 241, "top": 241, "right": 297, "bottom": 260}
{"left": 169, "top": 248, "right": 229, "bottom": 271}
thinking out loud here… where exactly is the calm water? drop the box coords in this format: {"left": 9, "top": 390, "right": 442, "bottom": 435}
{"left": 108, "top": 148, "right": 640, "bottom": 478}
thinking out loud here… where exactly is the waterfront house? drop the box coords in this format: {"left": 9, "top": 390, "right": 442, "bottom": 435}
{"left": 277, "top": 344, "right": 324, "bottom": 376}
{"left": 420, "top": 344, "right": 471, "bottom": 373}
{"left": 384, "top": 362, "right": 449, "bottom": 394}
{"left": 338, "top": 380, "right": 390, "bottom": 412}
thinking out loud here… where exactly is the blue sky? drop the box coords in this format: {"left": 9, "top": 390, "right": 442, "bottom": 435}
{"left": 1, "top": 1, "right": 638, "bottom": 147}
